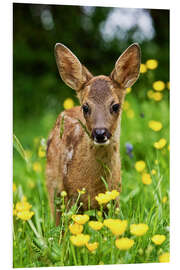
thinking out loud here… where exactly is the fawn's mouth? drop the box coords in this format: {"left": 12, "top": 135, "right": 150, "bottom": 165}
{"left": 93, "top": 138, "right": 110, "bottom": 146}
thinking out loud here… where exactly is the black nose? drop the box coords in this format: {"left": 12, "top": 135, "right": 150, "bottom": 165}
{"left": 92, "top": 128, "right": 111, "bottom": 143}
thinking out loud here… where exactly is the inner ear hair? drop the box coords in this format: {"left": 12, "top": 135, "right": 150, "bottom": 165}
{"left": 111, "top": 43, "right": 141, "bottom": 89}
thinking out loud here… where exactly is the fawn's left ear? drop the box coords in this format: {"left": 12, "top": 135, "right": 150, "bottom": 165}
{"left": 110, "top": 43, "right": 141, "bottom": 88}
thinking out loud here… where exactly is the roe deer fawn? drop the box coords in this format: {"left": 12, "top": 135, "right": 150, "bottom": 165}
{"left": 46, "top": 43, "right": 141, "bottom": 225}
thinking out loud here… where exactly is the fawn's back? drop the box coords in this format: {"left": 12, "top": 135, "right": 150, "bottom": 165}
{"left": 46, "top": 43, "right": 141, "bottom": 225}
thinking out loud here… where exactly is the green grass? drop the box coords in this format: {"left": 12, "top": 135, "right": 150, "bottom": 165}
{"left": 13, "top": 78, "right": 169, "bottom": 267}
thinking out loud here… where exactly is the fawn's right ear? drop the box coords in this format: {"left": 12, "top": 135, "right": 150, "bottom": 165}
{"left": 55, "top": 43, "right": 93, "bottom": 91}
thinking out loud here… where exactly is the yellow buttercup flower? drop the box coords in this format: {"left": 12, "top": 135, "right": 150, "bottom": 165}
{"left": 147, "top": 90, "right": 154, "bottom": 99}
{"left": 15, "top": 200, "right": 32, "bottom": 212}
{"left": 146, "top": 59, "right": 158, "bottom": 70}
{"left": 13, "top": 183, "right": 17, "bottom": 192}
{"left": 140, "top": 64, "right": 147, "bottom": 73}
{"left": 126, "top": 87, "right": 131, "bottom": 94}
{"left": 135, "top": 160, "right": 146, "bottom": 173}
{"left": 151, "top": 234, "right": 166, "bottom": 245}
{"left": 69, "top": 223, "right": 83, "bottom": 235}
{"left": 130, "top": 223, "right": 149, "bottom": 236}
{"left": 153, "top": 81, "right": 165, "bottom": 91}
{"left": 154, "top": 138, "right": 167, "bottom": 149}
{"left": 159, "top": 252, "right": 170, "bottom": 263}
{"left": 152, "top": 92, "right": 163, "bottom": 101}
{"left": 70, "top": 234, "right": 90, "bottom": 247}
{"left": 33, "top": 162, "right": 42, "bottom": 173}
{"left": 167, "top": 82, "right": 170, "bottom": 90}
{"left": 86, "top": 242, "right": 99, "bottom": 252}
{"left": 142, "top": 173, "right": 152, "bottom": 185}
{"left": 105, "top": 190, "right": 120, "bottom": 200}
{"left": 148, "top": 120, "right": 162, "bottom": 131}
{"left": 151, "top": 169, "right": 156, "bottom": 175}
{"left": 72, "top": 214, "right": 89, "bottom": 225}
{"left": 162, "top": 196, "right": 168, "bottom": 204}
{"left": 104, "top": 219, "right": 127, "bottom": 236}
{"left": 63, "top": 98, "right": 74, "bottom": 110}
{"left": 123, "top": 101, "right": 130, "bottom": 111}
{"left": 38, "top": 146, "right": 46, "bottom": 158}
{"left": 89, "top": 221, "right": 103, "bottom": 231}
{"left": 126, "top": 109, "right": 135, "bottom": 119}
{"left": 115, "top": 238, "right": 134, "bottom": 250}
{"left": 16, "top": 210, "right": 34, "bottom": 221}
{"left": 109, "top": 190, "right": 120, "bottom": 200}
{"left": 95, "top": 193, "right": 111, "bottom": 205}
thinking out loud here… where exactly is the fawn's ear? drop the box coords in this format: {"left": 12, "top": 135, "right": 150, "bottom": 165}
{"left": 55, "top": 43, "right": 93, "bottom": 91}
{"left": 110, "top": 43, "right": 141, "bottom": 88}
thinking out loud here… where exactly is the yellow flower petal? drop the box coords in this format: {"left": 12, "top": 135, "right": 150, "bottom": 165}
{"left": 146, "top": 59, "right": 158, "bottom": 70}
{"left": 104, "top": 219, "right": 127, "bottom": 236}
{"left": 69, "top": 223, "right": 83, "bottom": 235}
{"left": 130, "top": 224, "right": 149, "bottom": 236}
{"left": 72, "top": 214, "right": 89, "bottom": 225}
{"left": 151, "top": 234, "right": 166, "bottom": 245}
{"left": 135, "top": 160, "right": 146, "bottom": 172}
{"left": 33, "top": 162, "right": 42, "bottom": 173}
{"left": 13, "top": 183, "right": 17, "bottom": 192}
{"left": 159, "top": 252, "right": 170, "bottom": 263}
{"left": 152, "top": 92, "right": 163, "bottom": 101}
{"left": 153, "top": 81, "right": 165, "bottom": 91}
{"left": 162, "top": 196, "right": 168, "bottom": 204}
{"left": 63, "top": 98, "right": 74, "bottom": 110}
{"left": 95, "top": 193, "right": 111, "bottom": 205}
{"left": 126, "top": 109, "right": 134, "bottom": 119}
{"left": 15, "top": 200, "right": 32, "bottom": 212}
{"left": 140, "top": 64, "right": 147, "bottom": 73}
{"left": 154, "top": 138, "right": 167, "bottom": 149}
{"left": 70, "top": 234, "right": 90, "bottom": 247}
{"left": 16, "top": 210, "right": 34, "bottom": 221}
{"left": 38, "top": 146, "right": 46, "bottom": 158}
{"left": 86, "top": 242, "right": 99, "bottom": 252}
{"left": 142, "top": 173, "right": 152, "bottom": 185}
{"left": 148, "top": 120, "right": 162, "bottom": 131}
{"left": 123, "top": 101, "right": 130, "bottom": 111}
{"left": 115, "top": 237, "right": 134, "bottom": 250}
{"left": 151, "top": 169, "right": 156, "bottom": 175}
{"left": 126, "top": 87, "right": 132, "bottom": 94}
{"left": 89, "top": 221, "right": 103, "bottom": 231}
{"left": 147, "top": 90, "right": 154, "bottom": 99}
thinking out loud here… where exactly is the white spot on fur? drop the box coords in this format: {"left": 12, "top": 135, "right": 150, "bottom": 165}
{"left": 63, "top": 147, "right": 74, "bottom": 176}
{"left": 74, "top": 124, "right": 80, "bottom": 136}
{"left": 67, "top": 148, "right": 74, "bottom": 161}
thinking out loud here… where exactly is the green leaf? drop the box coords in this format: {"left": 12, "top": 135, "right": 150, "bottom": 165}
{"left": 60, "top": 115, "right": 65, "bottom": 139}
{"left": 77, "top": 119, "right": 91, "bottom": 138}
{"left": 13, "top": 134, "right": 28, "bottom": 163}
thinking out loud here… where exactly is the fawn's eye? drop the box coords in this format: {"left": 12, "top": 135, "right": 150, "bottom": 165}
{"left": 82, "top": 104, "right": 89, "bottom": 115}
{"left": 111, "top": 103, "right": 120, "bottom": 113}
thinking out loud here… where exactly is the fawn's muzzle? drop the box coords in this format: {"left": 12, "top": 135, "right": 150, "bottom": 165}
{"left": 92, "top": 128, "right": 111, "bottom": 144}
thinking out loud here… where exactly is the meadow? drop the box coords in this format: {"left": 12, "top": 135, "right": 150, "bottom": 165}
{"left": 13, "top": 60, "right": 170, "bottom": 267}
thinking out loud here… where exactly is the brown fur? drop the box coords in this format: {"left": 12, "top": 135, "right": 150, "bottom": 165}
{"left": 46, "top": 43, "right": 141, "bottom": 225}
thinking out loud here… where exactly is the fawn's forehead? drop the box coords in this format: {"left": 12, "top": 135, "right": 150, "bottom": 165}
{"left": 87, "top": 76, "right": 114, "bottom": 104}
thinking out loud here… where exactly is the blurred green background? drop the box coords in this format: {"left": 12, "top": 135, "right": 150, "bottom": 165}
{"left": 13, "top": 3, "right": 169, "bottom": 149}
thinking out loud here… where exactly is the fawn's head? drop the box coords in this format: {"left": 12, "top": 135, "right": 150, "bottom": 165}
{"left": 55, "top": 43, "right": 141, "bottom": 145}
